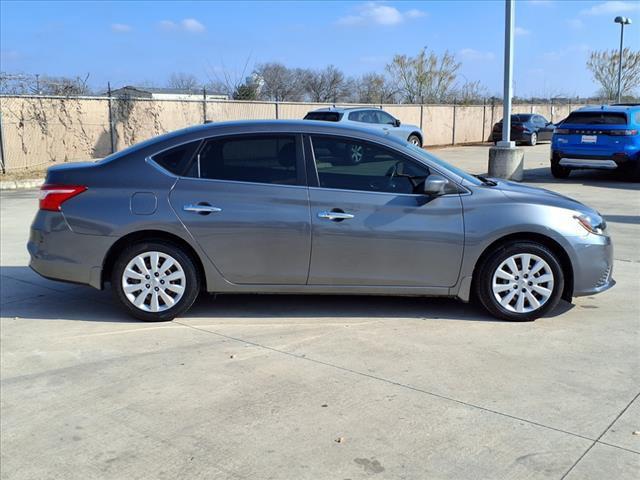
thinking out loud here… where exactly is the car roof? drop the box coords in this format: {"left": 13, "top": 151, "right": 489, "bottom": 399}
{"left": 308, "top": 106, "right": 382, "bottom": 113}
{"left": 136, "top": 119, "right": 409, "bottom": 150}
{"left": 575, "top": 104, "right": 640, "bottom": 113}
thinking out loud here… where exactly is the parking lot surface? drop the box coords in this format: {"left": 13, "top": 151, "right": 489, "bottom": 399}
{"left": 1, "top": 143, "right": 639, "bottom": 479}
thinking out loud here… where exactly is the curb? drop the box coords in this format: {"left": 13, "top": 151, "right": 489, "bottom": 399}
{"left": 0, "top": 179, "right": 44, "bottom": 190}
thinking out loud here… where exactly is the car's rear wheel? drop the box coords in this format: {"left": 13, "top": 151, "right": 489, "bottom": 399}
{"left": 408, "top": 134, "right": 422, "bottom": 147}
{"left": 551, "top": 161, "right": 571, "bottom": 179}
{"left": 475, "top": 242, "right": 564, "bottom": 321}
{"left": 112, "top": 241, "right": 200, "bottom": 321}
{"left": 528, "top": 132, "right": 537, "bottom": 146}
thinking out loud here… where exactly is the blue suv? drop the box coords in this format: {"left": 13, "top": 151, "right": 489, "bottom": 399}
{"left": 551, "top": 104, "right": 640, "bottom": 179}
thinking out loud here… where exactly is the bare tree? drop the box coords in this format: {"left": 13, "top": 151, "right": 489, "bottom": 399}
{"left": 0, "top": 72, "right": 35, "bottom": 94}
{"left": 253, "top": 63, "right": 305, "bottom": 101}
{"left": 205, "top": 55, "right": 254, "bottom": 99}
{"left": 353, "top": 73, "right": 397, "bottom": 104}
{"left": 448, "top": 80, "right": 489, "bottom": 105}
{"left": 167, "top": 72, "right": 200, "bottom": 91}
{"left": 301, "top": 65, "right": 349, "bottom": 103}
{"left": 0, "top": 72, "right": 91, "bottom": 96}
{"left": 586, "top": 48, "right": 640, "bottom": 100}
{"left": 386, "top": 47, "right": 460, "bottom": 103}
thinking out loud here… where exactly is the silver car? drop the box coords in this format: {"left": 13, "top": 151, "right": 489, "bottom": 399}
{"left": 28, "top": 120, "right": 614, "bottom": 322}
{"left": 304, "top": 107, "right": 424, "bottom": 147}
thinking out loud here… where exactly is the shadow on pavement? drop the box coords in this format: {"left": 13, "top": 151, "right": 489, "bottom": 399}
{"left": 0, "top": 266, "right": 576, "bottom": 324}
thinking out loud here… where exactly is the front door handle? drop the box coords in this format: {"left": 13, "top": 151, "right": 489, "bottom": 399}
{"left": 183, "top": 203, "right": 222, "bottom": 215}
{"left": 318, "top": 210, "right": 354, "bottom": 221}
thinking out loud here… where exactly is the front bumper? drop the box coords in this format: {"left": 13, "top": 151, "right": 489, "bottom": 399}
{"left": 28, "top": 211, "right": 113, "bottom": 290}
{"left": 570, "top": 232, "right": 615, "bottom": 297}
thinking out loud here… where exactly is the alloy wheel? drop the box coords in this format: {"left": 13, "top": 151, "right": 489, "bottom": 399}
{"left": 350, "top": 145, "right": 363, "bottom": 163}
{"left": 491, "top": 253, "right": 554, "bottom": 314}
{"left": 121, "top": 251, "right": 186, "bottom": 312}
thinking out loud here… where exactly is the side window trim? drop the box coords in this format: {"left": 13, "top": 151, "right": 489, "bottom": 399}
{"left": 192, "top": 133, "right": 305, "bottom": 187}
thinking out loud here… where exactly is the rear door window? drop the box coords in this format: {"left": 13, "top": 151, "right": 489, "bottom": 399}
{"left": 196, "top": 135, "right": 301, "bottom": 186}
{"left": 562, "top": 112, "right": 628, "bottom": 125}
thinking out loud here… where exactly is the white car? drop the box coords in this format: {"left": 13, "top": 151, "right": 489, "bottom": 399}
{"left": 304, "top": 107, "right": 425, "bottom": 147}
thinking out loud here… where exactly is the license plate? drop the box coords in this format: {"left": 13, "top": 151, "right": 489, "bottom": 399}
{"left": 581, "top": 135, "right": 597, "bottom": 144}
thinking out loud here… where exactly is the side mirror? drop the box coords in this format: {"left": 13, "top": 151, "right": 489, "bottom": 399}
{"left": 394, "top": 119, "right": 401, "bottom": 127}
{"left": 423, "top": 174, "right": 452, "bottom": 196}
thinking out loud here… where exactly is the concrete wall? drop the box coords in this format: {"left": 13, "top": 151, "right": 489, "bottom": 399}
{"left": 0, "top": 95, "right": 585, "bottom": 171}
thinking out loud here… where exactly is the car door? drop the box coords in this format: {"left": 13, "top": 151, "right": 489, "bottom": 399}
{"left": 536, "top": 115, "right": 554, "bottom": 140}
{"left": 168, "top": 133, "right": 311, "bottom": 285}
{"left": 306, "top": 134, "right": 464, "bottom": 287}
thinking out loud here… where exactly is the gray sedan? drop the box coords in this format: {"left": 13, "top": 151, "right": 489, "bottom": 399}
{"left": 304, "top": 107, "right": 424, "bottom": 146}
{"left": 28, "top": 120, "right": 614, "bottom": 322}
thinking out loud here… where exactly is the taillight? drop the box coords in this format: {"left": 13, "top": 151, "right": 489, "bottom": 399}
{"left": 39, "top": 184, "right": 87, "bottom": 211}
{"left": 513, "top": 125, "right": 525, "bottom": 131}
{"left": 554, "top": 128, "right": 570, "bottom": 135}
{"left": 609, "top": 129, "right": 638, "bottom": 136}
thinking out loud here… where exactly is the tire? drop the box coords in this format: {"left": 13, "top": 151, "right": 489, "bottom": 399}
{"left": 551, "top": 161, "right": 571, "bottom": 179}
{"left": 408, "top": 134, "right": 422, "bottom": 147}
{"left": 111, "top": 240, "right": 200, "bottom": 321}
{"left": 474, "top": 242, "right": 564, "bottom": 322}
{"left": 528, "top": 132, "right": 537, "bottom": 146}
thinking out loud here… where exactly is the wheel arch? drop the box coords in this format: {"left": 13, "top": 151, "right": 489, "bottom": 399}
{"left": 102, "top": 230, "right": 207, "bottom": 291}
{"left": 408, "top": 131, "right": 423, "bottom": 145}
{"left": 471, "top": 232, "right": 574, "bottom": 301}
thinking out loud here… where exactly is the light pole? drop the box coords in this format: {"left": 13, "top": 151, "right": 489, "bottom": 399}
{"left": 488, "top": 0, "right": 524, "bottom": 182}
{"left": 498, "top": 0, "right": 515, "bottom": 147}
{"left": 614, "top": 16, "right": 632, "bottom": 103}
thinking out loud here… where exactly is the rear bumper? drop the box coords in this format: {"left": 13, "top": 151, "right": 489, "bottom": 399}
{"left": 551, "top": 149, "right": 639, "bottom": 170}
{"left": 28, "top": 211, "right": 113, "bottom": 289}
{"left": 491, "top": 131, "right": 532, "bottom": 142}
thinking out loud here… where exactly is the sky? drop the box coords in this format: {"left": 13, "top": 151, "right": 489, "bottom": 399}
{"left": 1, "top": 0, "right": 639, "bottom": 97}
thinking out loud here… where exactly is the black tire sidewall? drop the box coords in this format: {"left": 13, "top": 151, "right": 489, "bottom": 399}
{"left": 111, "top": 241, "right": 200, "bottom": 321}
{"left": 551, "top": 161, "right": 570, "bottom": 179}
{"left": 476, "top": 242, "right": 564, "bottom": 322}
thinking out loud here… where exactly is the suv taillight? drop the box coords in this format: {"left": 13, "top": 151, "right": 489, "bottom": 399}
{"left": 39, "top": 184, "right": 87, "bottom": 211}
{"left": 554, "top": 128, "right": 570, "bottom": 135}
{"left": 609, "top": 129, "right": 638, "bottom": 136}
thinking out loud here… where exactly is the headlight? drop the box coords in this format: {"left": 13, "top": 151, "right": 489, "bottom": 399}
{"left": 574, "top": 213, "right": 607, "bottom": 236}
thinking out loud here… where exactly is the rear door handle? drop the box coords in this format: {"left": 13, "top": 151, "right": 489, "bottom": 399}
{"left": 183, "top": 204, "right": 222, "bottom": 215}
{"left": 318, "top": 211, "right": 354, "bottom": 221}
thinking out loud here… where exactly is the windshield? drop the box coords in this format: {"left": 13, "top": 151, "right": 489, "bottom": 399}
{"left": 405, "top": 143, "right": 483, "bottom": 186}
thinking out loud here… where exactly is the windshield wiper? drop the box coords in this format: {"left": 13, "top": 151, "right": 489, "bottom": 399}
{"left": 474, "top": 175, "right": 497, "bottom": 186}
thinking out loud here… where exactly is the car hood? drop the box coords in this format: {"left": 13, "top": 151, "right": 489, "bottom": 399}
{"left": 490, "top": 178, "right": 598, "bottom": 215}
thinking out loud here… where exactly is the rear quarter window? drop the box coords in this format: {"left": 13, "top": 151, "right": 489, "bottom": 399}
{"left": 304, "top": 112, "right": 343, "bottom": 122}
{"left": 152, "top": 141, "right": 200, "bottom": 175}
{"left": 562, "top": 112, "right": 628, "bottom": 125}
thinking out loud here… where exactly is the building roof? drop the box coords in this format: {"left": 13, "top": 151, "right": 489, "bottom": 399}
{"left": 108, "top": 85, "right": 226, "bottom": 96}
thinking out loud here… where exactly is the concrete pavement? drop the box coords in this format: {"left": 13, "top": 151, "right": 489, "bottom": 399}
{"left": 1, "top": 144, "right": 638, "bottom": 479}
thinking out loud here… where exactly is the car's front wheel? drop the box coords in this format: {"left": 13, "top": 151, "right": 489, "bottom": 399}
{"left": 475, "top": 242, "right": 564, "bottom": 321}
{"left": 112, "top": 241, "right": 200, "bottom": 321}
{"left": 528, "top": 132, "right": 537, "bottom": 146}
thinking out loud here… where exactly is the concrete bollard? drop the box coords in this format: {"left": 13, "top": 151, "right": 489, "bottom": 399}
{"left": 488, "top": 146, "right": 524, "bottom": 181}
